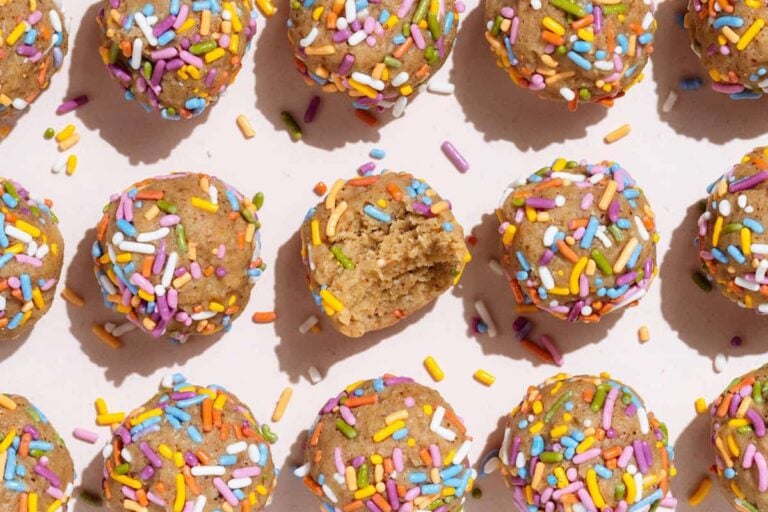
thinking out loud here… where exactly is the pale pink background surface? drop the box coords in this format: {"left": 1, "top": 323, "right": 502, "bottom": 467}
{"left": 1, "top": 0, "right": 765, "bottom": 509}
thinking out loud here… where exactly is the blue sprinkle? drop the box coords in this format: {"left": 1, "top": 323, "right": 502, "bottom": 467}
{"left": 219, "top": 454, "right": 237, "bottom": 466}
{"left": 116, "top": 219, "right": 137, "bottom": 237}
{"left": 744, "top": 218, "right": 764, "bottom": 234}
{"left": 727, "top": 245, "right": 746, "bottom": 264}
{"left": 580, "top": 216, "right": 599, "bottom": 249}
{"left": 713, "top": 15, "right": 744, "bottom": 29}
{"left": 187, "top": 425, "right": 203, "bottom": 443}
{"left": 19, "top": 274, "right": 31, "bottom": 301}
{"left": 369, "top": 148, "right": 386, "bottom": 159}
{"left": 363, "top": 204, "right": 392, "bottom": 223}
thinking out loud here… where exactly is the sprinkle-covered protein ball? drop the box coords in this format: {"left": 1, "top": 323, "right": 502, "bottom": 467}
{"left": 697, "top": 147, "right": 768, "bottom": 312}
{"left": 0, "top": 393, "right": 75, "bottom": 511}
{"left": 500, "top": 373, "right": 677, "bottom": 512}
{"left": 484, "top": 0, "right": 656, "bottom": 108}
{"left": 96, "top": 0, "right": 258, "bottom": 120}
{"left": 92, "top": 173, "right": 264, "bottom": 342}
{"left": 0, "top": 0, "right": 68, "bottom": 138}
{"left": 101, "top": 375, "right": 277, "bottom": 511}
{"left": 686, "top": 0, "right": 768, "bottom": 98}
{"left": 710, "top": 365, "right": 768, "bottom": 511}
{"left": 287, "top": 0, "right": 464, "bottom": 117}
{"left": 299, "top": 172, "right": 470, "bottom": 337}
{"left": 0, "top": 178, "right": 64, "bottom": 340}
{"left": 497, "top": 159, "right": 658, "bottom": 322}
{"left": 299, "top": 375, "right": 475, "bottom": 511}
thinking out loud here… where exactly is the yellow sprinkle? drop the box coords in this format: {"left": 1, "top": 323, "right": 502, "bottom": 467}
{"left": 502, "top": 224, "right": 517, "bottom": 246}
{"left": 190, "top": 197, "right": 219, "bottom": 213}
{"left": 623, "top": 472, "right": 637, "bottom": 503}
{"left": 271, "top": 387, "right": 293, "bottom": 423}
{"left": 570, "top": 257, "right": 588, "bottom": 294}
{"left": 6, "top": 23, "right": 26, "bottom": 46}
{"left": 319, "top": 289, "right": 345, "bottom": 313}
{"left": 58, "top": 133, "right": 80, "bottom": 152}
{"left": 65, "top": 154, "right": 78, "bottom": 175}
{"left": 586, "top": 469, "right": 607, "bottom": 508}
{"left": 384, "top": 410, "right": 408, "bottom": 425}
{"left": 31, "top": 287, "right": 44, "bottom": 309}
{"left": 688, "top": 476, "right": 712, "bottom": 506}
{"left": 712, "top": 216, "right": 724, "bottom": 246}
{"left": 354, "top": 485, "right": 376, "bottom": 500}
{"left": 111, "top": 473, "right": 142, "bottom": 490}
{"left": 695, "top": 398, "right": 708, "bottom": 415}
{"left": 0, "top": 395, "right": 16, "bottom": 410}
{"left": 473, "top": 369, "right": 496, "bottom": 386}
{"left": 130, "top": 408, "right": 163, "bottom": 426}
{"left": 310, "top": 219, "right": 321, "bottom": 246}
{"left": 373, "top": 420, "right": 405, "bottom": 442}
{"left": 0, "top": 428, "right": 16, "bottom": 452}
{"left": 637, "top": 325, "right": 650, "bottom": 343}
{"left": 604, "top": 123, "right": 631, "bottom": 144}
{"left": 45, "top": 501, "right": 62, "bottom": 512}
{"left": 542, "top": 16, "right": 566, "bottom": 35}
{"left": 173, "top": 473, "right": 185, "bottom": 512}
{"left": 598, "top": 179, "right": 618, "bottom": 210}
{"left": 200, "top": 9, "right": 211, "bottom": 35}
{"left": 550, "top": 425, "right": 568, "bottom": 438}
{"left": 737, "top": 19, "right": 765, "bottom": 51}
{"left": 55, "top": 124, "right": 76, "bottom": 142}
{"left": 236, "top": 115, "right": 255, "bottom": 139}
{"left": 28, "top": 493, "right": 38, "bottom": 512}
{"left": 423, "top": 356, "right": 445, "bottom": 382}
{"left": 741, "top": 227, "right": 751, "bottom": 256}
{"left": 96, "top": 412, "right": 125, "bottom": 426}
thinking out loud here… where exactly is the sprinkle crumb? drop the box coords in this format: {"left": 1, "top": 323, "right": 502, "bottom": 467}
{"left": 603, "top": 124, "right": 631, "bottom": 144}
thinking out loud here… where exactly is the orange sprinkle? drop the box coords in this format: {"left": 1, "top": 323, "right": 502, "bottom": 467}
{"left": 354, "top": 109, "right": 378, "bottom": 127}
{"left": 252, "top": 311, "right": 276, "bottom": 323}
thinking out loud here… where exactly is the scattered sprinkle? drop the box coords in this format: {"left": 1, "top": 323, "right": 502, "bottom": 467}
{"left": 474, "top": 300, "right": 497, "bottom": 337}
{"left": 252, "top": 311, "right": 277, "bottom": 323}
{"left": 638, "top": 325, "right": 650, "bottom": 343}
{"left": 427, "top": 81, "right": 455, "bottom": 94}
{"left": 488, "top": 259, "right": 504, "bottom": 275}
{"left": 369, "top": 148, "right": 386, "bottom": 160}
{"left": 688, "top": 476, "right": 712, "bottom": 506}
{"left": 474, "top": 369, "right": 496, "bottom": 387}
{"left": 354, "top": 109, "right": 378, "bottom": 127}
{"left": 281, "top": 111, "right": 303, "bottom": 141}
{"left": 680, "top": 77, "right": 703, "bottom": 91}
{"left": 236, "top": 114, "right": 256, "bottom": 139}
{"left": 304, "top": 95, "right": 321, "bottom": 123}
{"left": 714, "top": 353, "right": 727, "bottom": 373}
{"left": 43, "top": 128, "right": 55, "bottom": 140}
{"left": 91, "top": 323, "right": 122, "bottom": 349}
{"left": 603, "top": 123, "right": 631, "bottom": 144}
{"left": 72, "top": 428, "right": 99, "bottom": 444}
{"left": 730, "top": 335, "right": 743, "bottom": 347}
{"left": 56, "top": 95, "right": 89, "bottom": 115}
{"left": 66, "top": 154, "right": 78, "bottom": 175}
{"left": 538, "top": 334, "right": 564, "bottom": 366}
{"left": 272, "top": 387, "right": 294, "bottom": 423}
{"left": 694, "top": 398, "right": 708, "bottom": 415}
{"left": 441, "top": 140, "right": 469, "bottom": 173}
{"left": 308, "top": 366, "right": 322, "bottom": 384}
{"left": 299, "top": 315, "right": 319, "bottom": 334}
{"left": 423, "top": 356, "right": 445, "bottom": 382}
{"left": 692, "top": 270, "right": 713, "bottom": 291}
{"left": 662, "top": 90, "right": 679, "bottom": 113}
{"left": 313, "top": 182, "right": 327, "bottom": 196}
{"left": 61, "top": 287, "right": 85, "bottom": 307}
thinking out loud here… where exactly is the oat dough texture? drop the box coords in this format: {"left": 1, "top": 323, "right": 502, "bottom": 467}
{"left": 500, "top": 374, "right": 676, "bottom": 512}
{"left": 710, "top": 365, "right": 768, "bottom": 511}
{"left": 102, "top": 377, "right": 277, "bottom": 511}
{"left": 0, "top": 178, "right": 64, "bottom": 340}
{"left": 498, "top": 160, "right": 657, "bottom": 322}
{"left": 97, "top": 0, "right": 258, "bottom": 119}
{"left": 288, "top": 0, "right": 462, "bottom": 115}
{"left": 697, "top": 147, "right": 768, "bottom": 313}
{"left": 300, "top": 172, "right": 470, "bottom": 337}
{"left": 302, "top": 375, "right": 474, "bottom": 511}
{"left": 686, "top": 0, "right": 768, "bottom": 98}
{"left": 484, "top": 0, "right": 656, "bottom": 107}
{"left": 0, "top": 394, "right": 75, "bottom": 511}
{"left": 0, "top": 0, "right": 68, "bottom": 136}
{"left": 93, "top": 172, "right": 264, "bottom": 342}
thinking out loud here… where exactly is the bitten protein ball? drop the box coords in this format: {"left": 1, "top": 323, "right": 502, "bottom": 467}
{"left": 500, "top": 374, "right": 677, "bottom": 512}
{"left": 497, "top": 159, "right": 658, "bottom": 322}
{"left": 298, "top": 375, "right": 475, "bottom": 511}
{"left": 710, "top": 365, "right": 768, "bottom": 511}
{"left": 300, "top": 172, "right": 470, "bottom": 337}
{"left": 686, "top": 0, "right": 768, "bottom": 98}
{"left": 97, "top": 0, "right": 258, "bottom": 119}
{"left": 101, "top": 374, "right": 277, "bottom": 511}
{"left": 0, "top": 0, "right": 68, "bottom": 138}
{"left": 0, "top": 178, "right": 64, "bottom": 339}
{"left": 92, "top": 173, "right": 264, "bottom": 342}
{"left": 0, "top": 393, "right": 75, "bottom": 511}
{"left": 287, "top": 0, "right": 464, "bottom": 117}
{"left": 484, "top": 0, "right": 656, "bottom": 107}
{"left": 697, "top": 147, "right": 768, "bottom": 312}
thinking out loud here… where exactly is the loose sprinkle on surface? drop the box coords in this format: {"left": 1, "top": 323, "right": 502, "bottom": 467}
{"left": 604, "top": 123, "right": 631, "bottom": 144}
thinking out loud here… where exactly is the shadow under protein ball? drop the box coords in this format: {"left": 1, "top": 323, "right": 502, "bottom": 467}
{"left": 253, "top": 6, "right": 405, "bottom": 150}
{"left": 452, "top": 212, "right": 624, "bottom": 364}
{"left": 449, "top": 7, "right": 608, "bottom": 151}
{"left": 63, "top": 227, "right": 219, "bottom": 385}
{"left": 270, "top": 229, "right": 438, "bottom": 384}
{"left": 651, "top": 0, "right": 768, "bottom": 143}
{"left": 64, "top": 3, "right": 210, "bottom": 165}
{"left": 660, "top": 203, "right": 768, "bottom": 361}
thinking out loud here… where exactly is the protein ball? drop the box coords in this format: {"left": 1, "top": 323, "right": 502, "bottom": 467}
{"left": 484, "top": 0, "right": 656, "bottom": 107}
{"left": 497, "top": 159, "right": 658, "bottom": 322}
{"left": 500, "top": 374, "right": 677, "bottom": 512}
{"left": 300, "top": 375, "right": 475, "bottom": 511}
{"left": 0, "top": 0, "right": 68, "bottom": 137}
{"left": 92, "top": 173, "right": 264, "bottom": 342}
{"left": 696, "top": 147, "right": 768, "bottom": 312}
{"left": 287, "top": 0, "right": 464, "bottom": 116}
{"left": 686, "top": 0, "right": 768, "bottom": 98}
{"left": 96, "top": 0, "right": 258, "bottom": 119}
{"left": 0, "top": 393, "right": 75, "bottom": 511}
{"left": 0, "top": 178, "right": 64, "bottom": 340}
{"left": 710, "top": 364, "right": 768, "bottom": 511}
{"left": 299, "top": 172, "right": 470, "bottom": 337}
{"left": 101, "top": 374, "right": 277, "bottom": 510}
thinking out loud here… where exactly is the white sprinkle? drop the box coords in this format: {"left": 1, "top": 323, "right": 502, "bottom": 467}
{"left": 299, "top": 27, "right": 319, "bottom": 47}
{"left": 662, "top": 90, "right": 678, "bottom": 113}
{"left": 191, "top": 311, "right": 217, "bottom": 321}
{"left": 718, "top": 199, "right": 732, "bottom": 217}
{"left": 430, "top": 406, "right": 446, "bottom": 432}
{"left": 11, "top": 98, "right": 28, "bottom": 110}
{"left": 323, "top": 484, "right": 338, "bottom": 503}
{"left": 594, "top": 60, "right": 614, "bottom": 71}
{"left": 35, "top": 244, "right": 49, "bottom": 259}
{"left": 738, "top": 194, "right": 748, "bottom": 209}
{"left": 595, "top": 226, "right": 613, "bottom": 248}
{"left": 121, "top": 448, "right": 133, "bottom": 463}
{"left": 347, "top": 30, "right": 366, "bottom": 46}
{"left": 483, "top": 456, "right": 500, "bottom": 475}
{"left": 51, "top": 154, "right": 68, "bottom": 174}
{"left": 531, "top": 0, "right": 542, "bottom": 9}
{"left": 161, "top": 251, "right": 179, "bottom": 288}
{"left": 551, "top": 171, "right": 587, "bottom": 182}
{"left": 102, "top": 443, "right": 113, "bottom": 459}
{"left": 133, "top": 12, "right": 158, "bottom": 46}
{"left": 633, "top": 215, "right": 650, "bottom": 241}
{"left": 435, "top": 425, "right": 457, "bottom": 442}
{"left": 641, "top": 11, "right": 654, "bottom": 29}
{"left": 539, "top": 266, "right": 555, "bottom": 290}
{"left": 111, "top": 232, "right": 125, "bottom": 246}
{"left": 247, "top": 444, "right": 260, "bottom": 464}
{"left": 427, "top": 81, "right": 455, "bottom": 94}
{"left": 112, "top": 322, "right": 136, "bottom": 337}
{"left": 474, "top": 299, "right": 498, "bottom": 337}
{"left": 559, "top": 87, "right": 575, "bottom": 101}
{"left": 137, "top": 227, "right": 170, "bottom": 242}
{"left": 336, "top": 17, "right": 349, "bottom": 30}
{"left": 543, "top": 226, "right": 558, "bottom": 246}
{"left": 192, "top": 495, "right": 207, "bottom": 512}
{"left": 391, "top": 72, "right": 409, "bottom": 87}
{"left": 161, "top": 374, "right": 175, "bottom": 388}
{"left": 191, "top": 466, "right": 226, "bottom": 476}
{"left": 293, "top": 463, "right": 310, "bottom": 478}
{"left": 735, "top": 277, "right": 760, "bottom": 291}
{"left": 499, "top": 428, "right": 513, "bottom": 466}
{"left": 118, "top": 241, "right": 155, "bottom": 254}
{"left": 751, "top": 244, "right": 768, "bottom": 255}
{"left": 392, "top": 96, "right": 408, "bottom": 118}
{"left": 452, "top": 440, "right": 472, "bottom": 464}
{"left": 488, "top": 259, "right": 504, "bottom": 276}
{"left": 226, "top": 441, "right": 247, "bottom": 454}
{"left": 5, "top": 225, "right": 32, "bottom": 243}
{"left": 757, "top": 260, "right": 768, "bottom": 282}
{"left": 131, "top": 38, "right": 143, "bottom": 69}
{"left": 299, "top": 315, "right": 319, "bottom": 334}
{"left": 345, "top": 0, "right": 356, "bottom": 20}
{"left": 49, "top": 10, "right": 63, "bottom": 32}
{"left": 554, "top": 194, "right": 566, "bottom": 207}
{"left": 714, "top": 353, "right": 727, "bottom": 373}
{"left": 308, "top": 366, "right": 322, "bottom": 384}
{"left": 227, "top": 477, "right": 253, "bottom": 489}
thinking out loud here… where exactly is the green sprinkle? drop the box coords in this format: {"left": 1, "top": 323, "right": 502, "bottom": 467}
{"left": 471, "top": 487, "right": 483, "bottom": 499}
{"left": 175, "top": 224, "right": 188, "bottom": 253}
{"left": 692, "top": 271, "right": 713, "bottom": 292}
{"left": 114, "top": 463, "right": 131, "bottom": 475}
{"left": 544, "top": 390, "right": 572, "bottom": 423}
{"left": 25, "top": 406, "right": 40, "bottom": 422}
{"left": 384, "top": 56, "right": 402, "bottom": 68}
{"left": 491, "top": 15, "right": 503, "bottom": 36}
{"left": 189, "top": 41, "right": 217, "bottom": 55}
{"left": 79, "top": 491, "right": 104, "bottom": 505}
{"left": 539, "top": 451, "right": 563, "bottom": 463}
{"left": 261, "top": 424, "right": 278, "bottom": 444}
{"left": 3, "top": 181, "right": 18, "bottom": 200}
{"left": 550, "top": 0, "right": 587, "bottom": 17}
{"left": 602, "top": 3, "right": 627, "bottom": 14}
{"left": 556, "top": 45, "right": 567, "bottom": 55}
{"left": 143, "top": 61, "right": 153, "bottom": 81}
{"left": 614, "top": 483, "right": 626, "bottom": 501}
{"left": 43, "top": 128, "right": 55, "bottom": 140}
{"left": 754, "top": 381, "right": 764, "bottom": 404}
{"left": 608, "top": 224, "right": 624, "bottom": 242}
{"left": 590, "top": 384, "right": 610, "bottom": 413}
{"left": 331, "top": 246, "right": 355, "bottom": 270}
{"left": 591, "top": 249, "right": 613, "bottom": 276}
{"left": 253, "top": 192, "right": 265, "bottom": 211}
{"left": 280, "top": 111, "right": 302, "bottom": 141}
{"left": 722, "top": 223, "right": 743, "bottom": 235}
{"left": 412, "top": 0, "right": 429, "bottom": 23}
{"left": 109, "top": 43, "right": 120, "bottom": 64}
{"left": 579, "top": 88, "right": 592, "bottom": 101}
{"left": 425, "top": 47, "right": 439, "bottom": 64}
{"left": 157, "top": 199, "right": 177, "bottom": 214}
{"left": 357, "top": 463, "right": 370, "bottom": 488}
{"left": 427, "top": 12, "right": 440, "bottom": 39}
{"left": 335, "top": 418, "right": 358, "bottom": 439}
{"left": 403, "top": 23, "right": 411, "bottom": 38}
{"left": 241, "top": 208, "right": 261, "bottom": 228}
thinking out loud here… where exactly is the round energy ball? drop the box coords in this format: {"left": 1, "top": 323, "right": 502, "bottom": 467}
{"left": 96, "top": 0, "right": 258, "bottom": 119}
{"left": 101, "top": 374, "right": 277, "bottom": 511}
{"left": 287, "top": 0, "right": 464, "bottom": 116}
{"left": 686, "top": 0, "right": 768, "bottom": 98}
{"left": 299, "top": 172, "right": 470, "bottom": 337}
{"left": 484, "top": 0, "right": 656, "bottom": 107}
{"left": 0, "top": 393, "right": 75, "bottom": 511}
{"left": 92, "top": 173, "right": 264, "bottom": 342}
{"left": 500, "top": 374, "right": 677, "bottom": 512}
{"left": 497, "top": 159, "right": 658, "bottom": 322}
{"left": 697, "top": 147, "right": 768, "bottom": 312}
{"left": 0, "top": 0, "right": 68, "bottom": 137}
{"left": 300, "top": 375, "right": 475, "bottom": 511}
{"left": 0, "top": 178, "right": 64, "bottom": 340}
{"left": 710, "top": 365, "right": 768, "bottom": 510}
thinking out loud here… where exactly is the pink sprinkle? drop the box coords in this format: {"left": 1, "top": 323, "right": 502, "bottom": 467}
{"left": 411, "top": 24, "right": 426, "bottom": 50}
{"left": 73, "top": 428, "right": 99, "bottom": 444}
{"left": 56, "top": 95, "right": 89, "bottom": 115}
